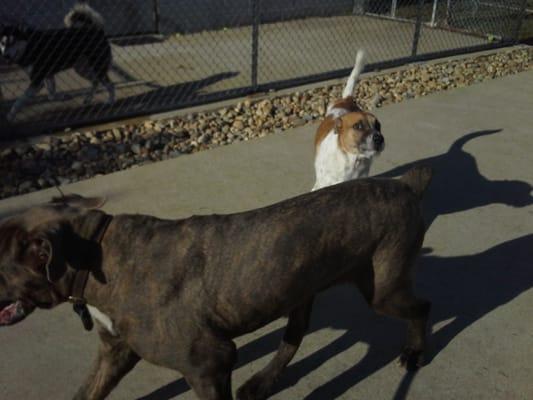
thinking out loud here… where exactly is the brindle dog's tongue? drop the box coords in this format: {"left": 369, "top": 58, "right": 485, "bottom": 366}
{"left": 0, "top": 301, "right": 25, "bottom": 326}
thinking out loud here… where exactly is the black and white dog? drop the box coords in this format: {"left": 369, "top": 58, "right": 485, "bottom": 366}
{"left": 0, "top": 3, "right": 114, "bottom": 122}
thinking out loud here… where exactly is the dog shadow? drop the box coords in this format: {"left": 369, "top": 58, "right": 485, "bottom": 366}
{"left": 377, "top": 129, "right": 533, "bottom": 228}
{"left": 138, "top": 129, "right": 533, "bottom": 399}
{"left": 106, "top": 71, "right": 240, "bottom": 112}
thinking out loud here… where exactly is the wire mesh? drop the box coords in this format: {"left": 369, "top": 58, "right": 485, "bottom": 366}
{"left": 0, "top": 0, "right": 526, "bottom": 138}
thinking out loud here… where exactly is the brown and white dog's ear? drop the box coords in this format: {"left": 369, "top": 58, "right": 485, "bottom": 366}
{"left": 334, "top": 118, "right": 343, "bottom": 135}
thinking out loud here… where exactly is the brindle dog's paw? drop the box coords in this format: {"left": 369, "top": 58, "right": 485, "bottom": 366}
{"left": 236, "top": 374, "right": 273, "bottom": 400}
{"left": 397, "top": 347, "right": 425, "bottom": 371}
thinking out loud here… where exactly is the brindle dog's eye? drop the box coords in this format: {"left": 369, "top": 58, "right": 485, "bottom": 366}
{"left": 375, "top": 120, "right": 381, "bottom": 131}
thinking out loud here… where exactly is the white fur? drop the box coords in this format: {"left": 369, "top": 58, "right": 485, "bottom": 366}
{"left": 326, "top": 50, "right": 365, "bottom": 116}
{"left": 87, "top": 305, "right": 118, "bottom": 336}
{"left": 64, "top": 3, "right": 105, "bottom": 29}
{"left": 326, "top": 106, "right": 349, "bottom": 119}
{"left": 342, "top": 49, "right": 365, "bottom": 98}
{"left": 0, "top": 36, "right": 7, "bottom": 54}
{"left": 312, "top": 130, "right": 374, "bottom": 191}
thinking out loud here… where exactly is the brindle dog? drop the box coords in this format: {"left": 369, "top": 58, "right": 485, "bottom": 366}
{"left": 0, "top": 167, "right": 432, "bottom": 400}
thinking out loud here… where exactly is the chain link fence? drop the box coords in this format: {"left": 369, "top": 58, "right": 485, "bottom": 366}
{"left": 0, "top": 0, "right": 527, "bottom": 139}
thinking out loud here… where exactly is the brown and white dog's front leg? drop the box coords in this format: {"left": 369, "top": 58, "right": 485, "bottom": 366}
{"left": 73, "top": 328, "right": 139, "bottom": 400}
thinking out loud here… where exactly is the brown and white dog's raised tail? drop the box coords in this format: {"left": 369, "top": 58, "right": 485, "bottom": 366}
{"left": 342, "top": 50, "right": 366, "bottom": 98}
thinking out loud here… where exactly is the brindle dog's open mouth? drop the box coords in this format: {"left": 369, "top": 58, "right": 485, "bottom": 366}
{"left": 0, "top": 300, "right": 33, "bottom": 326}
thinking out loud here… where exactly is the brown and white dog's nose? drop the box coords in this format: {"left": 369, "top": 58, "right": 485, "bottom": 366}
{"left": 372, "top": 132, "right": 384, "bottom": 147}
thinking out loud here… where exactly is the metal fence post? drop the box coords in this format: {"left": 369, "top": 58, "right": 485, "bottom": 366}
{"left": 251, "top": 0, "right": 260, "bottom": 90}
{"left": 411, "top": 0, "right": 424, "bottom": 57}
{"left": 153, "top": 0, "right": 160, "bottom": 34}
{"left": 391, "top": 0, "right": 398, "bottom": 18}
{"left": 445, "top": 0, "right": 452, "bottom": 25}
{"left": 513, "top": 0, "right": 528, "bottom": 43}
{"left": 430, "top": 0, "right": 438, "bottom": 26}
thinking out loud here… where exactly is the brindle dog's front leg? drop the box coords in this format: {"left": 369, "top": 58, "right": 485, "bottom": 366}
{"left": 73, "top": 328, "right": 140, "bottom": 400}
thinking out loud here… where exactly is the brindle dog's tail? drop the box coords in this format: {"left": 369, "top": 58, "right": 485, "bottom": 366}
{"left": 401, "top": 166, "right": 433, "bottom": 198}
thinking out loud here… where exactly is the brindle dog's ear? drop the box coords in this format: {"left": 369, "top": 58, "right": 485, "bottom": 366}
{"left": 24, "top": 225, "right": 66, "bottom": 282}
{"left": 334, "top": 118, "right": 343, "bottom": 135}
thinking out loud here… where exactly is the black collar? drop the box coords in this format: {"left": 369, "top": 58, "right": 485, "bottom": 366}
{"left": 68, "top": 214, "right": 113, "bottom": 331}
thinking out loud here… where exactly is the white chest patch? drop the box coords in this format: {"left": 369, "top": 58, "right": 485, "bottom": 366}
{"left": 313, "top": 130, "right": 372, "bottom": 191}
{"left": 87, "top": 305, "right": 118, "bottom": 336}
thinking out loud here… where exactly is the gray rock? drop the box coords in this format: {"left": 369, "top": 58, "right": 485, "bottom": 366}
{"left": 131, "top": 144, "right": 141, "bottom": 155}
{"left": 34, "top": 143, "right": 51, "bottom": 151}
{"left": 19, "top": 181, "right": 34, "bottom": 191}
{"left": 86, "top": 146, "right": 100, "bottom": 161}
{"left": 57, "top": 177, "right": 71, "bottom": 185}
{"left": 71, "top": 161, "right": 83, "bottom": 171}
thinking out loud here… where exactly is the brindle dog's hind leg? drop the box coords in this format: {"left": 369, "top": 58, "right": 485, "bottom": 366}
{"left": 237, "top": 298, "right": 314, "bottom": 400}
{"left": 369, "top": 256, "right": 431, "bottom": 371}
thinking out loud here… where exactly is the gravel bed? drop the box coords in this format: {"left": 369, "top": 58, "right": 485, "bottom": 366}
{"left": 1, "top": 47, "right": 531, "bottom": 199}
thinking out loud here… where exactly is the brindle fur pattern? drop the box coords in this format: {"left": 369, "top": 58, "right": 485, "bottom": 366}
{"left": 0, "top": 167, "right": 432, "bottom": 400}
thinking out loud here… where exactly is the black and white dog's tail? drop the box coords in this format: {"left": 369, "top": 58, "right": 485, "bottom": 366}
{"left": 64, "top": 3, "right": 104, "bottom": 30}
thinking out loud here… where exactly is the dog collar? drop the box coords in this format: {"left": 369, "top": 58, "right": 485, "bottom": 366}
{"left": 68, "top": 214, "right": 113, "bottom": 331}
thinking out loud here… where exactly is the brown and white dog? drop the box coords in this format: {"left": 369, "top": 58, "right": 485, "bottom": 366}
{"left": 312, "top": 50, "right": 384, "bottom": 191}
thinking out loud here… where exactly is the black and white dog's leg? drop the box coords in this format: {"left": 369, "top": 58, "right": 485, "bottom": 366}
{"left": 83, "top": 81, "right": 98, "bottom": 105}
{"left": 45, "top": 77, "right": 58, "bottom": 100}
{"left": 7, "top": 82, "right": 43, "bottom": 122}
{"left": 101, "top": 75, "right": 115, "bottom": 105}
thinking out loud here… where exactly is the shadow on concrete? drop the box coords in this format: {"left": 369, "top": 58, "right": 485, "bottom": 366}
{"left": 138, "top": 129, "right": 533, "bottom": 399}
{"left": 106, "top": 71, "right": 240, "bottom": 113}
{"left": 377, "top": 129, "right": 533, "bottom": 228}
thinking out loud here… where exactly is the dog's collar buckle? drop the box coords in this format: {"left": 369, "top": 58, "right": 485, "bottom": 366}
{"left": 68, "top": 296, "right": 87, "bottom": 305}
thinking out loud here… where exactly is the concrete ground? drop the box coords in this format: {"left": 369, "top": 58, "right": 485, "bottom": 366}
{"left": 0, "top": 70, "right": 532, "bottom": 400}
{"left": 0, "top": 14, "right": 485, "bottom": 130}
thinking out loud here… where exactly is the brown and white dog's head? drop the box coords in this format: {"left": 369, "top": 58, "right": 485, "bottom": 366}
{"left": 316, "top": 97, "right": 384, "bottom": 159}
{"left": 333, "top": 107, "right": 384, "bottom": 158}
{"left": 0, "top": 195, "right": 106, "bottom": 326}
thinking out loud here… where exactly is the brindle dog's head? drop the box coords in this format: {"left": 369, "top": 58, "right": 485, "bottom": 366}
{"left": 334, "top": 111, "right": 384, "bottom": 158}
{"left": 0, "top": 195, "right": 107, "bottom": 326}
